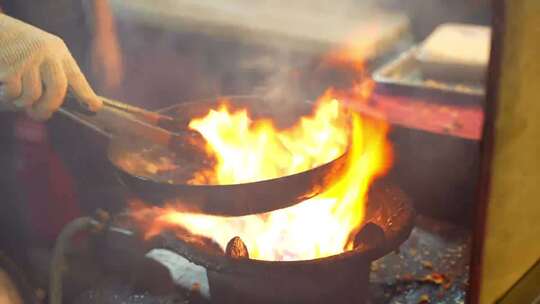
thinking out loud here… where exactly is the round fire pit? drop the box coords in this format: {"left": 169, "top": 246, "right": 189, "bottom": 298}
{"left": 103, "top": 182, "right": 415, "bottom": 304}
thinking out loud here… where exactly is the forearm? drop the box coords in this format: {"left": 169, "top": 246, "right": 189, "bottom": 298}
{"left": 86, "top": 0, "right": 123, "bottom": 91}
{"left": 90, "top": 0, "right": 117, "bottom": 39}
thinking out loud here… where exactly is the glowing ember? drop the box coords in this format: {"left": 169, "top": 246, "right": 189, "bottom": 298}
{"left": 130, "top": 92, "right": 392, "bottom": 262}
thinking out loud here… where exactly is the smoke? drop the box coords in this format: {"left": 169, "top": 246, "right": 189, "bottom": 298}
{"left": 104, "top": 0, "right": 487, "bottom": 224}
{"left": 105, "top": 0, "right": 385, "bottom": 110}
{"left": 106, "top": 0, "right": 489, "bottom": 112}
{"left": 378, "top": 0, "right": 490, "bottom": 39}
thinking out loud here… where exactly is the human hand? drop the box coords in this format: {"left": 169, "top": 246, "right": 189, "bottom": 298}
{"left": 0, "top": 14, "right": 102, "bottom": 120}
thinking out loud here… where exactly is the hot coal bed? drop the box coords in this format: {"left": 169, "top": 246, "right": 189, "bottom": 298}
{"left": 65, "top": 182, "right": 414, "bottom": 304}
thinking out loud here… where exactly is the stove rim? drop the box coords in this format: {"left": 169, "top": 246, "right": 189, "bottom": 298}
{"left": 142, "top": 182, "right": 415, "bottom": 271}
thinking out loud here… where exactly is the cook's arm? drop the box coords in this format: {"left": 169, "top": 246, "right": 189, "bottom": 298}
{"left": 0, "top": 13, "right": 102, "bottom": 120}
{"left": 88, "top": 0, "right": 123, "bottom": 91}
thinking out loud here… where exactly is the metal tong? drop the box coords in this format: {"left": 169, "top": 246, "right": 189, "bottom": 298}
{"left": 58, "top": 94, "right": 200, "bottom": 149}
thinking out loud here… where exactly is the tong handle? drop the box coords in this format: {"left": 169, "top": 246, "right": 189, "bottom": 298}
{"left": 60, "top": 95, "right": 178, "bottom": 147}
{"left": 0, "top": 84, "right": 172, "bottom": 122}
{"left": 99, "top": 96, "right": 173, "bottom": 125}
{"left": 61, "top": 93, "right": 97, "bottom": 115}
{"left": 0, "top": 87, "right": 191, "bottom": 148}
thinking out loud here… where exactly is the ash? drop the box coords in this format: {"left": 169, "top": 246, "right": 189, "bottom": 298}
{"left": 369, "top": 215, "right": 470, "bottom": 304}
{"left": 74, "top": 279, "right": 202, "bottom": 304}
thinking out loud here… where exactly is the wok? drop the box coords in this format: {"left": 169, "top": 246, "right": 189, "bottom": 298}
{"left": 109, "top": 96, "right": 351, "bottom": 215}
{"left": 1, "top": 93, "right": 351, "bottom": 216}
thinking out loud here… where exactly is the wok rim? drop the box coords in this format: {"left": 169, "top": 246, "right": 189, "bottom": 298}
{"left": 109, "top": 95, "right": 352, "bottom": 188}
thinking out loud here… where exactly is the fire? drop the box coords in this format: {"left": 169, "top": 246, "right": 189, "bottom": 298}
{"left": 130, "top": 36, "right": 393, "bottom": 261}
{"left": 188, "top": 95, "right": 350, "bottom": 184}
{"left": 131, "top": 91, "right": 392, "bottom": 261}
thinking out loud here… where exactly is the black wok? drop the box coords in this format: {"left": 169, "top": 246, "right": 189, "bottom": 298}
{"left": 108, "top": 96, "right": 351, "bottom": 215}
{"left": 2, "top": 93, "right": 351, "bottom": 216}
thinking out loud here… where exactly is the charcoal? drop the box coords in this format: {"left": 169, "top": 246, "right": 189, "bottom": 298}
{"left": 353, "top": 222, "right": 386, "bottom": 251}
{"left": 225, "top": 236, "right": 249, "bottom": 259}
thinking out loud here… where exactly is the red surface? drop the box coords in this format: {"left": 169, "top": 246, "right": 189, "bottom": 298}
{"left": 343, "top": 94, "right": 484, "bottom": 140}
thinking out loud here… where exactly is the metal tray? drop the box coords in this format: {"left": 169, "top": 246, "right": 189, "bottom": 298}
{"left": 373, "top": 47, "right": 485, "bottom": 105}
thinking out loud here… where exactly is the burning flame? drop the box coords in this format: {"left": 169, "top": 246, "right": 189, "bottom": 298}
{"left": 131, "top": 92, "right": 391, "bottom": 261}
{"left": 188, "top": 95, "right": 350, "bottom": 184}
{"left": 130, "top": 38, "right": 393, "bottom": 261}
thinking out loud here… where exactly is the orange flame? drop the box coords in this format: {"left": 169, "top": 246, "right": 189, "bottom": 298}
{"left": 130, "top": 41, "right": 392, "bottom": 261}
{"left": 188, "top": 95, "right": 350, "bottom": 185}
{"left": 132, "top": 93, "right": 391, "bottom": 261}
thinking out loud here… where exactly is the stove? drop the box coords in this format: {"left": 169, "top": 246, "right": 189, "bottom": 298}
{"left": 64, "top": 215, "right": 473, "bottom": 304}
{"left": 66, "top": 181, "right": 414, "bottom": 304}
